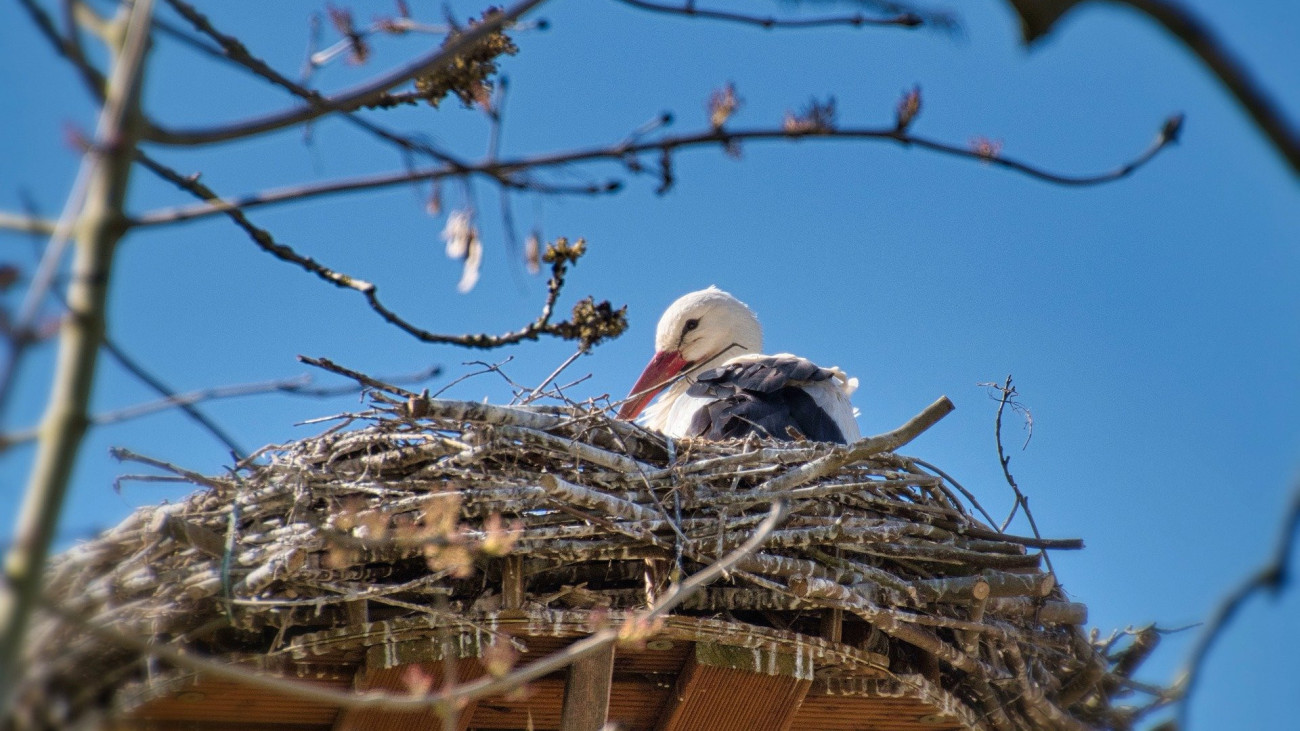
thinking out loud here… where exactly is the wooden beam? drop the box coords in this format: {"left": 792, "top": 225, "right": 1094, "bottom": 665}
{"left": 559, "top": 642, "right": 616, "bottom": 731}
{"left": 818, "top": 608, "right": 843, "bottom": 645}
{"left": 343, "top": 599, "right": 368, "bottom": 627}
{"left": 655, "top": 643, "right": 812, "bottom": 731}
{"left": 644, "top": 558, "right": 670, "bottom": 604}
{"left": 502, "top": 555, "right": 524, "bottom": 610}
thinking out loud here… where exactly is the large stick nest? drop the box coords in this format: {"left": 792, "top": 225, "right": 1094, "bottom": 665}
{"left": 14, "top": 392, "right": 1161, "bottom": 730}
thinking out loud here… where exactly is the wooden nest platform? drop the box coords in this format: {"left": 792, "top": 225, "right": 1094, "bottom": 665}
{"left": 13, "top": 393, "right": 1160, "bottom": 730}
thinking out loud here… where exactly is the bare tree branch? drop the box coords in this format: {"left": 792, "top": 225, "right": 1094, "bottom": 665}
{"left": 132, "top": 115, "right": 1182, "bottom": 229}
{"left": 133, "top": 152, "right": 626, "bottom": 351}
{"left": 614, "top": 0, "right": 924, "bottom": 28}
{"left": 1006, "top": 0, "right": 1298, "bottom": 175}
{"left": 1121, "top": 0, "right": 1299, "bottom": 175}
{"left": 98, "top": 336, "right": 248, "bottom": 458}
{"left": 0, "top": 365, "right": 442, "bottom": 453}
{"left": 1, "top": 196, "right": 250, "bottom": 459}
{"left": 0, "top": 145, "right": 99, "bottom": 420}
{"left": 1174, "top": 479, "right": 1300, "bottom": 727}
{"left": 15, "top": 0, "right": 107, "bottom": 102}
{"left": 122, "top": 2, "right": 606, "bottom": 196}
{"left": 141, "top": 0, "right": 550, "bottom": 146}
{"left": 132, "top": 150, "right": 375, "bottom": 288}
{"left": 0, "top": 212, "right": 58, "bottom": 236}
{"left": 0, "top": 0, "right": 155, "bottom": 713}
{"left": 298, "top": 356, "right": 417, "bottom": 401}
{"left": 154, "top": 0, "right": 473, "bottom": 170}
{"left": 134, "top": 152, "right": 601, "bottom": 349}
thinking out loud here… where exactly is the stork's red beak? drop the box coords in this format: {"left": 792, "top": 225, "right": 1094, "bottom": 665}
{"left": 617, "top": 350, "right": 689, "bottom": 420}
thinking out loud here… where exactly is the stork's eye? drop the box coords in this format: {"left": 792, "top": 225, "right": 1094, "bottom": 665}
{"left": 683, "top": 318, "right": 700, "bottom": 333}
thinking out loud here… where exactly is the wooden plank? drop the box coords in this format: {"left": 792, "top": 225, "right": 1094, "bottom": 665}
{"left": 344, "top": 599, "right": 368, "bottom": 628}
{"left": 644, "top": 559, "right": 670, "bottom": 603}
{"left": 819, "top": 608, "right": 843, "bottom": 644}
{"left": 503, "top": 555, "right": 525, "bottom": 610}
{"left": 559, "top": 642, "right": 616, "bottom": 731}
{"left": 113, "top": 717, "right": 335, "bottom": 723}
{"left": 129, "top": 676, "right": 349, "bottom": 726}
{"left": 464, "top": 675, "right": 668, "bottom": 730}
{"left": 795, "top": 678, "right": 974, "bottom": 731}
{"left": 654, "top": 642, "right": 812, "bottom": 731}
{"left": 286, "top": 611, "right": 890, "bottom": 680}
{"left": 793, "top": 696, "right": 968, "bottom": 731}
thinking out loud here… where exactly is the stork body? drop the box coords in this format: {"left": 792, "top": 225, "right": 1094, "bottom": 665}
{"left": 617, "top": 287, "right": 859, "bottom": 443}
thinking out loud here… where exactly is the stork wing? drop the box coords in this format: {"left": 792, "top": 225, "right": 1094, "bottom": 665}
{"left": 684, "top": 354, "right": 859, "bottom": 443}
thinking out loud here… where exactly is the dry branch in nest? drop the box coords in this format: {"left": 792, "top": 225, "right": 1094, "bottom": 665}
{"left": 11, "top": 383, "right": 1164, "bottom": 730}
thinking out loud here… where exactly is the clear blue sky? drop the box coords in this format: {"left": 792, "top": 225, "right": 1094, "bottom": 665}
{"left": 2, "top": 1, "right": 1297, "bottom": 727}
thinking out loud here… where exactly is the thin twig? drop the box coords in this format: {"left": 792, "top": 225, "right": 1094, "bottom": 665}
{"left": 908, "top": 456, "right": 1000, "bottom": 529}
{"left": 0, "top": 141, "right": 95, "bottom": 420}
{"left": 0, "top": 366, "right": 442, "bottom": 452}
{"left": 519, "top": 346, "right": 586, "bottom": 404}
{"left": 132, "top": 151, "right": 619, "bottom": 350}
{"left": 154, "top": 0, "right": 480, "bottom": 173}
{"left": 15, "top": 0, "right": 107, "bottom": 101}
{"left": 1120, "top": 0, "right": 1298, "bottom": 174}
{"left": 1012, "top": 0, "right": 1298, "bottom": 175}
{"left": 142, "top": 0, "right": 550, "bottom": 146}
{"left": 0, "top": 212, "right": 58, "bottom": 236}
{"left": 430, "top": 357, "right": 516, "bottom": 399}
{"left": 614, "top": 0, "right": 923, "bottom": 29}
{"left": 1174, "top": 480, "right": 1300, "bottom": 727}
{"left": 756, "top": 395, "right": 955, "bottom": 494}
{"left": 306, "top": 17, "right": 454, "bottom": 70}
{"left": 298, "top": 356, "right": 419, "bottom": 400}
{"left": 109, "top": 447, "right": 231, "bottom": 493}
{"left": 985, "top": 375, "right": 1054, "bottom": 578}
{"left": 132, "top": 117, "right": 1182, "bottom": 228}
{"left": 99, "top": 336, "right": 247, "bottom": 458}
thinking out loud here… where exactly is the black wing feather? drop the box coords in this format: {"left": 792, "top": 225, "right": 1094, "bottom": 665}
{"left": 685, "top": 356, "right": 846, "bottom": 443}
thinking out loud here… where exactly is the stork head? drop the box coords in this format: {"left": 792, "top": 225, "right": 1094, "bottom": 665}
{"left": 617, "top": 286, "right": 763, "bottom": 420}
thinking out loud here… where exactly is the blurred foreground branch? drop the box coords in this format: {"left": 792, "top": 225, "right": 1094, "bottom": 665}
{"left": 1006, "top": 0, "right": 1299, "bottom": 175}
{"left": 0, "top": 0, "right": 155, "bottom": 713}
{"left": 1174, "top": 480, "right": 1300, "bottom": 727}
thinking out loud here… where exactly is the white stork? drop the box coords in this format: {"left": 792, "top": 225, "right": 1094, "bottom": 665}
{"left": 616, "top": 287, "right": 860, "bottom": 443}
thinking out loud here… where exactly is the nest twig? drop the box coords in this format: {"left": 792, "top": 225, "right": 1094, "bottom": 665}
{"left": 12, "top": 390, "right": 1167, "bottom": 730}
